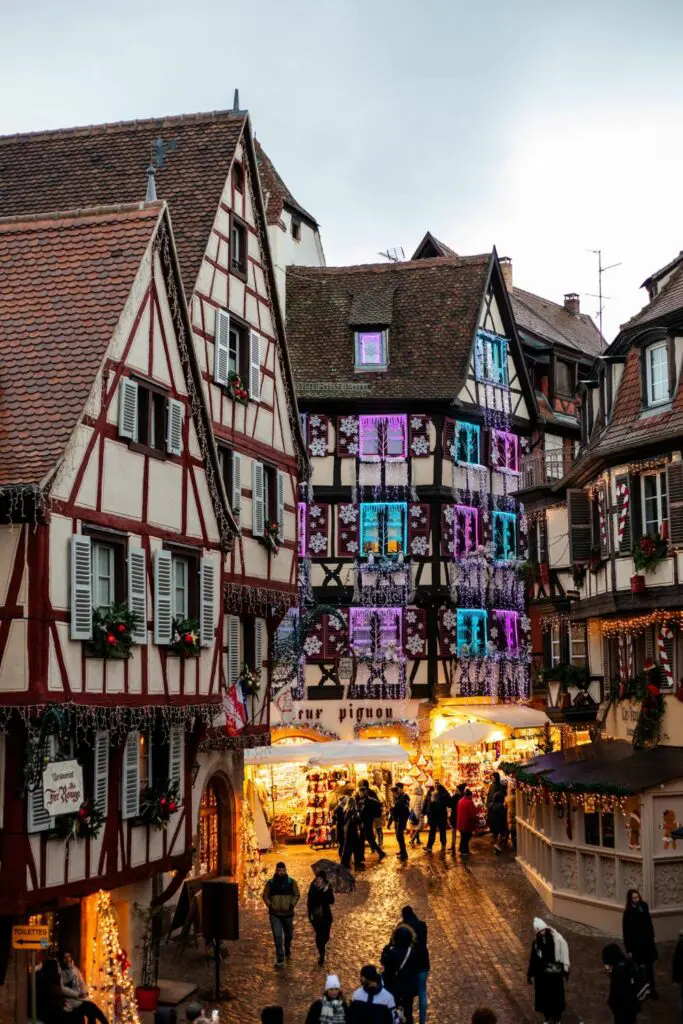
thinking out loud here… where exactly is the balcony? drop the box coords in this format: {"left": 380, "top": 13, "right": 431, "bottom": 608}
{"left": 518, "top": 450, "right": 574, "bottom": 490}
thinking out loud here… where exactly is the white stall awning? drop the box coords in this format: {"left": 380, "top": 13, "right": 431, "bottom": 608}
{"left": 433, "top": 721, "right": 499, "bottom": 746}
{"left": 244, "top": 739, "right": 410, "bottom": 767}
{"left": 466, "top": 706, "right": 550, "bottom": 728}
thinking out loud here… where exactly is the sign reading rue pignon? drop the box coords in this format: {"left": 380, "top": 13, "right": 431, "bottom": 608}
{"left": 42, "top": 760, "right": 84, "bottom": 816}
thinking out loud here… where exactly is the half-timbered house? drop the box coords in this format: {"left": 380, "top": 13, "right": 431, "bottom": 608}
{"left": 281, "top": 251, "right": 537, "bottom": 742}
{"left": 0, "top": 200, "right": 247, "bottom": 1016}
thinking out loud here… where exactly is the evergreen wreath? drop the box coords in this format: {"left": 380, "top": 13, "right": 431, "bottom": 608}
{"left": 55, "top": 799, "right": 105, "bottom": 841}
{"left": 168, "top": 618, "right": 201, "bottom": 658}
{"left": 140, "top": 780, "right": 181, "bottom": 829}
{"left": 228, "top": 371, "right": 249, "bottom": 405}
{"left": 263, "top": 519, "right": 281, "bottom": 554}
{"left": 91, "top": 604, "right": 140, "bottom": 659}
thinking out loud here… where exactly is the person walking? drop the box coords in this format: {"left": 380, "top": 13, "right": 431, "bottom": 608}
{"left": 425, "top": 782, "right": 450, "bottom": 852}
{"left": 672, "top": 929, "right": 683, "bottom": 1024}
{"left": 409, "top": 783, "right": 424, "bottom": 847}
{"left": 602, "top": 943, "right": 642, "bottom": 1024}
{"left": 401, "top": 906, "right": 429, "bottom": 1024}
{"left": 487, "top": 790, "right": 508, "bottom": 853}
{"left": 262, "top": 861, "right": 300, "bottom": 968}
{"left": 341, "top": 795, "right": 365, "bottom": 871}
{"left": 348, "top": 965, "right": 396, "bottom": 1024}
{"left": 334, "top": 796, "right": 348, "bottom": 859}
{"left": 456, "top": 788, "right": 478, "bottom": 857}
{"left": 388, "top": 784, "right": 410, "bottom": 861}
{"left": 305, "top": 974, "right": 349, "bottom": 1024}
{"left": 486, "top": 771, "right": 503, "bottom": 808}
{"left": 450, "top": 782, "right": 466, "bottom": 853}
{"left": 307, "top": 869, "right": 335, "bottom": 966}
{"left": 527, "top": 921, "right": 568, "bottom": 1024}
{"left": 623, "top": 888, "right": 658, "bottom": 999}
{"left": 381, "top": 925, "right": 420, "bottom": 1024}
{"left": 357, "top": 781, "right": 387, "bottom": 862}
{"left": 505, "top": 783, "right": 517, "bottom": 850}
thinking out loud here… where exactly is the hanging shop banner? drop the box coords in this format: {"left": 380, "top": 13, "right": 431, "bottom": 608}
{"left": 42, "top": 760, "right": 84, "bottom": 816}
{"left": 272, "top": 698, "right": 422, "bottom": 741}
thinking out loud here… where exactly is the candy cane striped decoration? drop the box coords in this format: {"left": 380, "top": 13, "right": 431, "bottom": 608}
{"left": 617, "top": 481, "right": 630, "bottom": 544}
{"left": 658, "top": 623, "right": 674, "bottom": 687}
{"left": 598, "top": 488, "right": 608, "bottom": 549}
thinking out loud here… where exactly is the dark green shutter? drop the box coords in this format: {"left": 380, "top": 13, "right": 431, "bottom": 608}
{"left": 567, "top": 489, "right": 592, "bottom": 562}
{"left": 667, "top": 462, "right": 683, "bottom": 546}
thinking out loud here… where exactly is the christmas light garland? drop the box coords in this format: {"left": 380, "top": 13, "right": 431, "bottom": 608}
{"left": 91, "top": 889, "right": 141, "bottom": 1024}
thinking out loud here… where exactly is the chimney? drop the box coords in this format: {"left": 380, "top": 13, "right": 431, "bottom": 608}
{"left": 499, "top": 257, "right": 513, "bottom": 290}
{"left": 564, "top": 292, "right": 580, "bottom": 315}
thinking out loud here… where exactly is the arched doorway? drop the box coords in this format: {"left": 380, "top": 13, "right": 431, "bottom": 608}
{"left": 197, "top": 773, "right": 236, "bottom": 877}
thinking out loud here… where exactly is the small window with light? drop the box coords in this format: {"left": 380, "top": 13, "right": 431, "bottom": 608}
{"left": 355, "top": 330, "right": 388, "bottom": 371}
{"left": 492, "top": 511, "right": 517, "bottom": 560}
{"left": 360, "top": 502, "right": 407, "bottom": 556}
{"left": 454, "top": 422, "right": 481, "bottom": 465}
{"left": 645, "top": 341, "right": 670, "bottom": 406}
{"left": 456, "top": 609, "right": 488, "bottom": 655}
{"left": 475, "top": 330, "right": 508, "bottom": 386}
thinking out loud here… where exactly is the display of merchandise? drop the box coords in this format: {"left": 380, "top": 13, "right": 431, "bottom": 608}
{"left": 306, "top": 769, "right": 349, "bottom": 849}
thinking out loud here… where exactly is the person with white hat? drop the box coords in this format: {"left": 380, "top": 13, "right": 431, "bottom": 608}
{"left": 527, "top": 918, "right": 570, "bottom": 1024}
{"left": 304, "top": 974, "right": 349, "bottom": 1024}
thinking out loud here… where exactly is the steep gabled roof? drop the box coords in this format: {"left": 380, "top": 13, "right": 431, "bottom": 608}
{"left": 411, "top": 231, "right": 458, "bottom": 260}
{"left": 511, "top": 287, "right": 604, "bottom": 358}
{"left": 254, "top": 139, "right": 318, "bottom": 227}
{"left": 0, "top": 110, "right": 247, "bottom": 295}
{"left": 286, "top": 255, "right": 494, "bottom": 401}
{"left": 622, "top": 261, "right": 683, "bottom": 333}
{"left": 0, "top": 203, "right": 162, "bottom": 487}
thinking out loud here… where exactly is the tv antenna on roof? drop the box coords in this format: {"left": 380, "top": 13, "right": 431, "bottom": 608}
{"left": 378, "top": 247, "right": 405, "bottom": 263}
{"left": 586, "top": 249, "right": 622, "bottom": 343}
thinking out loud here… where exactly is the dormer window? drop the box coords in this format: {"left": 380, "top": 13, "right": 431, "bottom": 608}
{"left": 645, "top": 341, "right": 669, "bottom": 406}
{"left": 475, "top": 330, "right": 508, "bottom": 386}
{"left": 355, "top": 330, "right": 388, "bottom": 371}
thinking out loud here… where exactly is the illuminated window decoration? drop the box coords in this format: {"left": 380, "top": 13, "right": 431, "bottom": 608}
{"left": 297, "top": 502, "right": 307, "bottom": 557}
{"left": 494, "top": 609, "right": 520, "bottom": 653}
{"left": 359, "top": 414, "right": 407, "bottom": 461}
{"left": 491, "top": 429, "right": 519, "bottom": 473}
{"left": 456, "top": 608, "right": 488, "bottom": 655}
{"left": 355, "top": 330, "right": 388, "bottom": 370}
{"left": 493, "top": 511, "right": 517, "bottom": 560}
{"left": 453, "top": 421, "right": 481, "bottom": 465}
{"left": 360, "top": 502, "right": 407, "bottom": 556}
{"left": 445, "top": 504, "right": 479, "bottom": 557}
{"left": 474, "top": 329, "right": 509, "bottom": 386}
{"left": 350, "top": 606, "right": 402, "bottom": 658}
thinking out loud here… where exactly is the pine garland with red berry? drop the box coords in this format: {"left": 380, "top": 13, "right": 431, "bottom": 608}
{"left": 140, "top": 780, "right": 181, "bottom": 829}
{"left": 91, "top": 604, "right": 140, "bottom": 659}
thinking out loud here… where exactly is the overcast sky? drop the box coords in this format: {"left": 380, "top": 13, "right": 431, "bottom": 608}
{"left": 3, "top": 0, "right": 682, "bottom": 341}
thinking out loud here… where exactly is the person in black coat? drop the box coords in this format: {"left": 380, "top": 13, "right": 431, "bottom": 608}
{"left": 672, "top": 929, "right": 683, "bottom": 1021}
{"left": 357, "top": 781, "right": 386, "bottom": 862}
{"left": 623, "top": 888, "right": 658, "bottom": 998}
{"left": 401, "top": 906, "right": 430, "bottom": 1024}
{"left": 527, "top": 927, "right": 566, "bottom": 1024}
{"left": 380, "top": 925, "right": 420, "bottom": 1024}
{"left": 486, "top": 790, "right": 508, "bottom": 853}
{"left": 341, "top": 796, "right": 365, "bottom": 870}
{"left": 387, "top": 785, "right": 410, "bottom": 861}
{"left": 334, "top": 798, "right": 347, "bottom": 859}
{"left": 425, "top": 783, "right": 450, "bottom": 852}
{"left": 602, "top": 943, "right": 641, "bottom": 1024}
{"left": 307, "top": 870, "right": 335, "bottom": 965}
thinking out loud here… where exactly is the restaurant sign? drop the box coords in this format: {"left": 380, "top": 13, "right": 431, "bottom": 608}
{"left": 42, "top": 760, "right": 84, "bottom": 816}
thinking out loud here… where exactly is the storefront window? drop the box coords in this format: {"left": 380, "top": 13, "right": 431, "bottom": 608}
{"left": 198, "top": 782, "right": 220, "bottom": 875}
{"left": 570, "top": 623, "right": 587, "bottom": 668}
{"left": 584, "top": 808, "right": 615, "bottom": 848}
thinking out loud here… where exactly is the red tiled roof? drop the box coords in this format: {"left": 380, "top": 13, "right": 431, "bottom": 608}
{"left": 0, "top": 203, "right": 160, "bottom": 486}
{"left": 254, "top": 139, "right": 318, "bottom": 227}
{"left": 0, "top": 110, "right": 246, "bottom": 294}
{"left": 512, "top": 287, "right": 604, "bottom": 358}
{"left": 286, "top": 255, "right": 493, "bottom": 401}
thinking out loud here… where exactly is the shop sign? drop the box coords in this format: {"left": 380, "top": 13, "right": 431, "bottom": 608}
{"left": 12, "top": 924, "right": 49, "bottom": 950}
{"left": 42, "top": 760, "right": 84, "bottom": 816}
{"left": 274, "top": 698, "right": 422, "bottom": 741}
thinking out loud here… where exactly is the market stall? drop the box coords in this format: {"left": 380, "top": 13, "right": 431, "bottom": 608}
{"left": 244, "top": 740, "right": 410, "bottom": 848}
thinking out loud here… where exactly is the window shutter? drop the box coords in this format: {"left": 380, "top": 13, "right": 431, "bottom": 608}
{"left": 249, "top": 330, "right": 261, "bottom": 401}
{"left": 153, "top": 550, "right": 173, "bottom": 645}
{"left": 255, "top": 618, "right": 267, "bottom": 690}
{"left": 443, "top": 417, "right": 456, "bottom": 459}
{"left": 538, "top": 515, "right": 549, "bottom": 562}
{"left": 542, "top": 629, "right": 552, "bottom": 670}
{"left": 28, "top": 736, "right": 56, "bottom": 834}
{"left": 118, "top": 378, "right": 138, "bottom": 441}
{"left": 127, "top": 548, "right": 147, "bottom": 644}
{"left": 94, "top": 730, "right": 109, "bottom": 818}
{"left": 199, "top": 558, "right": 216, "bottom": 647}
{"left": 231, "top": 452, "right": 242, "bottom": 524}
{"left": 252, "top": 461, "right": 265, "bottom": 537}
{"left": 567, "top": 489, "right": 592, "bottom": 562}
{"left": 336, "top": 503, "right": 358, "bottom": 557}
{"left": 645, "top": 628, "right": 654, "bottom": 661}
{"left": 667, "top": 462, "right": 683, "bottom": 546}
{"left": 166, "top": 398, "right": 184, "bottom": 456}
{"left": 615, "top": 473, "right": 632, "bottom": 554}
{"left": 122, "top": 731, "right": 140, "bottom": 820}
{"left": 214, "top": 309, "right": 230, "bottom": 386}
{"left": 227, "top": 614, "right": 241, "bottom": 685}
{"left": 602, "top": 636, "right": 611, "bottom": 684}
{"left": 408, "top": 503, "right": 431, "bottom": 556}
{"left": 70, "top": 535, "right": 93, "bottom": 640}
{"left": 169, "top": 726, "right": 184, "bottom": 802}
{"left": 276, "top": 471, "right": 286, "bottom": 539}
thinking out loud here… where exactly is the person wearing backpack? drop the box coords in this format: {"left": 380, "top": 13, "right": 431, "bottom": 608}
{"left": 602, "top": 943, "right": 642, "bottom": 1023}
{"left": 623, "top": 888, "right": 659, "bottom": 999}
{"left": 262, "top": 861, "right": 301, "bottom": 968}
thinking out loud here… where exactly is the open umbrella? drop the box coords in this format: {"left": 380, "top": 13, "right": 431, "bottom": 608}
{"left": 311, "top": 858, "right": 356, "bottom": 894}
{"left": 437, "top": 721, "right": 497, "bottom": 746}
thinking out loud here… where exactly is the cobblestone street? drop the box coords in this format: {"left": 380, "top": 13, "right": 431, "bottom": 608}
{"left": 157, "top": 835, "right": 679, "bottom": 1024}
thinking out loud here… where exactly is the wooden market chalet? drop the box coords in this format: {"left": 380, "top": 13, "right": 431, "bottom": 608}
{"left": 0, "top": 103, "right": 305, "bottom": 1012}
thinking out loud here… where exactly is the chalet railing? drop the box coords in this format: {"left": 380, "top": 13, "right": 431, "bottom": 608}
{"left": 518, "top": 450, "right": 574, "bottom": 489}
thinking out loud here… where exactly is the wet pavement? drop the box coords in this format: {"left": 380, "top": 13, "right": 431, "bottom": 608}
{"left": 156, "top": 833, "right": 679, "bottom": 1024}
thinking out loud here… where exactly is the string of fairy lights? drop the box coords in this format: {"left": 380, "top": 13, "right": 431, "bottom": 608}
{"left": 90, "top": 890, "right": 141, "bottom": 1024}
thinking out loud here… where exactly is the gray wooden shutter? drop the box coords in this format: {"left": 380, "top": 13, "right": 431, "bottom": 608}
{"left": 249, "top": 330, "right": 261, "bottom": 401}
{"left": 255, "top": 617, "right": 267, "bottom": 689}
{"left": 169, "top": 726, "right": 184, "bottom": 802}
{"left": 128, "top": 547, "right": 147, "bottom": 644}
{"left": 70, "top": 534, "right": 93, "bottom": 640}
{"left": 122, "top": 731, "right": 140, "bottom": 820}
{"left": 118, "top": 378, "right": 138, "bottom": 441}
{"left": 28, "top": 736, "right": 56, "bottom": 833}
{"left": 615, "top": 473, "right": 632, "bottom": 554}
{"left": 153, "top": 550, "right": 173, "bottom": 644}
{"left": 276, "top": 471, "right": 285, "bottom": 539}
{"left": 667, "top": 462, "right": 683, "bottom": 546}
{"left": 214, "top": 309, "right": 230, "bottom": 386}
{"left": 227, "top": 614, "right": 241, "bottom": 684}
{"left": 94, "top": 730, "right": 109, "bottom": 818}
{"left": 199, "top": 558, "right": 216, "bottom": 647}
{"left": 645, "top": 628, "right": 654, "bottom": 661}
{"left": 567, "top": 489, "right": 592, "bottom": 562}
{"left": 252, "top": 461, "right": 265, "bottom": 537}
{"left": 166, "top": 398, "right": 184, "bottom": 456}
{"left": 231, "top": 452, "right": 242, "bottom": 524}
